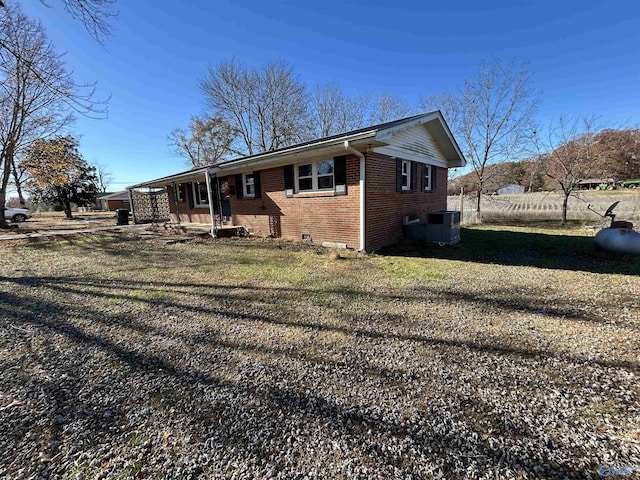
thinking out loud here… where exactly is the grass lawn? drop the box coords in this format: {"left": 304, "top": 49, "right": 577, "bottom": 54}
{"left": 0, "top": 226, "right": 638, "bottom": 479}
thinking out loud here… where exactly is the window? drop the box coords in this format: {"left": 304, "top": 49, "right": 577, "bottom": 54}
{"left": 423, "top": 165, "right": 433, "bottom": 191}
{"left": 298, "top": 164, "right": 313, "bottom": 191}
{"left": 177, "top": 184, "right": 186, "bottom": 201}
{"left": 317, "top": 160, "right": 334, "bottom": 190}
{"left": 296, "top": 159, "right": 334, "bottom": 192}
{"left": 193, "top": 182, "right": 209, "bottom": 206}
{"left": 401, "top": 160, "right": 411, "bottom": 190}
{"left": 243, "top": 173, "right": 255, "bottom": 197}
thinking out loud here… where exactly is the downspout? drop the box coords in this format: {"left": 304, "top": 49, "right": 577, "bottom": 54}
{"left": 127, "top": 188, "right": 137, "bottom": 224}
{"left": 344, "top": 141, "right": 365, "bottom": 252}
{"left": 205, "top": 170, "right": 217, "bottom": 238}
{"left": 172, "top": 182, "right": 181, "bottom": 225}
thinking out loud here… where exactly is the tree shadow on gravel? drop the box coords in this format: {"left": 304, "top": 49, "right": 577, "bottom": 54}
{"left": 3, "top": 274, "right": 634, "bottom": 327}
{"left": 0, "top": 289, "right": 593, "bottom": 479}
{"left": 2, "top": 276, "right": 636, "bottom": 373}
{"left": 379, "top": 228, "right": 640, "bottom": 275}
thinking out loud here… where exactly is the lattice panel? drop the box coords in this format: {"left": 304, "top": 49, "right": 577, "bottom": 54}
{"left": 132, "top": 191, "right": 170, "bottom": 223}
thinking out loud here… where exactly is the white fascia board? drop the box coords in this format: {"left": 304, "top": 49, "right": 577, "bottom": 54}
{"left": 372, "top": 146, "right": 450, "bottom": 168}
{"left": 128, "top": 169, "right": 208, "bottom": 189}
{"left": 374, "top": 112, "right": 439, "bottom": 142}
{"left": 210, "top": 134, "right": 378, "bottom": 175}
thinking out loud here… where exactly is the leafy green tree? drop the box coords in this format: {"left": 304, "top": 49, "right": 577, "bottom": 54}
{"left": 22, "top": 135, "right": 97, "bottom": 219}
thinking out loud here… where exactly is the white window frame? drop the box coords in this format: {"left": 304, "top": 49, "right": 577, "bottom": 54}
{"left": 177, "top": 184, "right": 185, "bottom": 202}
{"left": 295, "top": 159, "right": 335, "bottom": 193}
{"left": 401, "top": 160, "right": 411, "bottom": 191}
{"left": 192, "top": 182, "right": 209, "bottom": 207}
{"left": 423, "top": 165, "right": 433, "bottom": 191}
{"left": 243, "top": 172, "right": 255, "bottom": 198}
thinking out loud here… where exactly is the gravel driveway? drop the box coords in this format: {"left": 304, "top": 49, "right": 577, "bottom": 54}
{"left": 0, "top": 230, "right": 638, "bottom": 479}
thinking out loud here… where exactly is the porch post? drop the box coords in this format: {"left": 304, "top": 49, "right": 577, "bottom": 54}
{"left": 215, "top": 174, "right": 224, "bottom": 226}
{"left": 172, "top": 182, "right": 181, "bottom": 225}
{"left": 127, "top": 188, "right": 138, "bottom": 224}
{"left": 205, "top": 170, "right": 217, "bottom": 238}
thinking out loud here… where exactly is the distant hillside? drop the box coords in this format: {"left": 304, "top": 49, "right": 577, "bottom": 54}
{"left": 448, "top": 128, "right": 640, "bottom": 195}
{"left": 448, "top": 160, "right": 545, "bottom": 195}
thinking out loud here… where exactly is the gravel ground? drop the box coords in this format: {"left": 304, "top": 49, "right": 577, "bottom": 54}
{"left": 0, "top": 230, "right": 638, "bottom": 479}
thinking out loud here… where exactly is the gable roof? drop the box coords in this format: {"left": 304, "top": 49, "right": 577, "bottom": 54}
{"left": 130, "top": 111, "right": 466, "bottom": 188}
{"left": 99, "top": 190, "right": 131, "bottom": 200}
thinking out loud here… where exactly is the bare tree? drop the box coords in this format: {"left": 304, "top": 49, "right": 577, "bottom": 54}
{"left": 422, "top": 59, "right": 538, "bottom": 215}
{"left": 537, "top": 116, "right": 603, "bottom": 224}
{"left": 169, "top": 115, "right": 237, "bottom": 167}
{"left": 369, "top": 93, "right": 413, "bottom": 124}
{"left": 0, "top": 1, "right": 117, "bottom": 43}
{"left": 10, "top": 156, "right": 26, "bottom": 204}
{"left": 92, "top": 160, "right": 112, "bottom": 192}
{"left": 49, "top": 0, "right": 118, "bottom": 43}
{"left": 309, "top": 83, "right": 370, "bottom": 137}
{"left": 200, "top": 59, "right": 308, "bottom": 156}
{"left": 0, "top": 3, "right": 96, "bottom": 227}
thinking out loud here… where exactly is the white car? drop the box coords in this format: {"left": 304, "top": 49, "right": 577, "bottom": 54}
{"left": 4, "top": 207, "right": 32, "bottom": 223}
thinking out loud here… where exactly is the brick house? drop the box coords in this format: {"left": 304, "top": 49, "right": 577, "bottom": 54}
{"left": 130, "top": 112, "right": 466, "bottom": 251}
{"left": 96, "top": 191, "right": 131, "bottom": 211}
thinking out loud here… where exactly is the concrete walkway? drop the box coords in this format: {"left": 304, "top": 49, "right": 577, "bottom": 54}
{"left": 0, "top": 223, "right": 146, "bottom": 241}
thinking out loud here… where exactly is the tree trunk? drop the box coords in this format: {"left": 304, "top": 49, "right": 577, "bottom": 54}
{"left": 476, "top": 180, "right": 483, "bottom": 223}
{"left": 0, "top": 187, "right": 8, "bottom": 228}
{"left": 11, "top": 159, "right": 25, "bottom": 206}
{"left": 561, "top": 193, "right": 569, "bottom": 224}
{"left": 64, "top": 200, "right": 73, "bottom": 219}
{"left": 0, "top": 148, "right": 14, "bottom": 229}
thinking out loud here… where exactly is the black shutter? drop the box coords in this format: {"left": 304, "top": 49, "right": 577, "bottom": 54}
{"left": 235, "top": 174, "right": 243, "bottom": 199}
{"left": 396, "top": 158, "right": 403, "bottom": 192}
{"left": 254, "top": 171, "right": 261, "bottom": 198}
{"left": 283, "top": 165, "right": 294, "bottom": 197}
{"left": 411, "top": 161, "right": 417, "bottom": 190}
{"left": 187, "top": 183, "right": 194, "bottom": 209}
{"left": 431, "top": 166, "right": 437, "bottom": 190}
{"left": 334, "top": 155, "right": 347, "bottom": 195}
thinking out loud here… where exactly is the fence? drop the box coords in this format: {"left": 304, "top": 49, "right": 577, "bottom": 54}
{"left": 131, "top": 190, "right": 170, "bottom": 223}
{"left": 447, "top": 192, "right": 640, "bottom": 225}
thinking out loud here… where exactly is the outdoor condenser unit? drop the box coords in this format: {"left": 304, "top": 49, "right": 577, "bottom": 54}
{"left": 425, "top": 211, "right": 461, "bottom": 245}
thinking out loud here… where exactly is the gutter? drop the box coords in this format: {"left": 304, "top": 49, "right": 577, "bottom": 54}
{"left": 211, "top": 131, "right": 377, "bottom": 174}
{"left": 344, "top": 141, "right": 366, "bottom": 252}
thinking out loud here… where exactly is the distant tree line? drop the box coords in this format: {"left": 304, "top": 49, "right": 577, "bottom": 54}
{"left": 170, "top": 59, "right": 416, "bottom": 167}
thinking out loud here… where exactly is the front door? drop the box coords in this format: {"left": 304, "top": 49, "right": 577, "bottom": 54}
{"left": 215, "top": 179, "right": 232, "bottom": 222}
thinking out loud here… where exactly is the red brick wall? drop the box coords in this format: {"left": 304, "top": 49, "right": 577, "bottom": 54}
{"left": 167, "top": 184, "right": 212, "bottom": 224}
{"left": 164, "top": 153, "right": 448, "bottom": 251}
{"left": 227, "top": 155, "right": 361, "bottom": 248}
{"left": 106, "top": 199, "right": 129, "bottom": 211}
{"left": 365, "top": 152, "right": 448, "bottom": 251}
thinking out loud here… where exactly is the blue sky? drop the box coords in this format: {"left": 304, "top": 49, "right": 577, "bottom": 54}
{"left": 19, "top": 0, "right": 640, "bottom": 189}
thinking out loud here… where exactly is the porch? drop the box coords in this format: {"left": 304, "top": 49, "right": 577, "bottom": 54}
{"left": 159, "top": 222, "right": 248, "bottom": 238}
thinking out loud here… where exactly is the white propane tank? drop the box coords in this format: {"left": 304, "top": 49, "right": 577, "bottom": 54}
{"left": 595, "top": 228, "right": 640, "bottom": 255}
